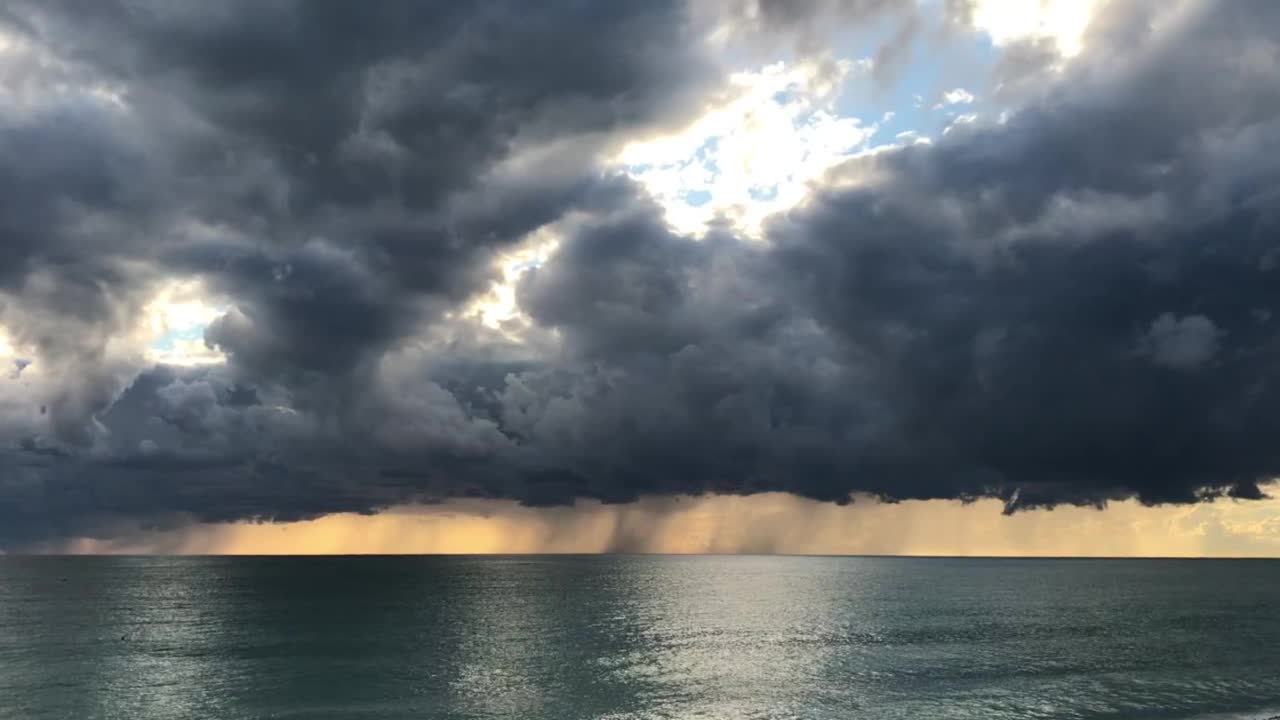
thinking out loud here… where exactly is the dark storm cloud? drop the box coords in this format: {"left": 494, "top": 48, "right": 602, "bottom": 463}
{"left": 501, "top": 0, "right": 1280, "bottom": 511}
{"left": 2, "top": 0, "right": 1280, "bottom": 546}
{"left": 0, "top": 0, "right": 721, "bottom": 543}
{"left": 0, "top": 0, "right": 714, "bottom": 439}
{"left": 508, "top": 231, "right": 865, "bottom": 504}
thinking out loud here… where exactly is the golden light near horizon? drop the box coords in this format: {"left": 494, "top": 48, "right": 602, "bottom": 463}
{"left": 51, "top": 489, "right": 1280, "bottom": 558}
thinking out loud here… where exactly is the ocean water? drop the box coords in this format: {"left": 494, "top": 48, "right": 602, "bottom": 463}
{"left": 1, "top": 556, "right": 1279, "bottom": 720}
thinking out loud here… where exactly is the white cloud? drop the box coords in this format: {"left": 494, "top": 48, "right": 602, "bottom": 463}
{"left": 0, "top": 329, "right": 14, "bottom": 363}
{"left": 942, "top": 113, "right": 979, "bottom": 135}
{"left": 617, "top": 58, "right": 876, "bottom": 236}
{"left": 939, "top": 88, "right": 975, "bottom": 106}
{"left": 465, "top": 227, "right": 561, "bottom": 335}
{"left": 968, "top": 0, "right": 1100, "bottom": 58}
{"left": 147, "top": 337, "right": 226, "bottom": 367}
{"left": 141, "top": 280, "right": 226, "bottom": 366}
{"left": 892, "top": 129, "right": 932, "bottom": 147}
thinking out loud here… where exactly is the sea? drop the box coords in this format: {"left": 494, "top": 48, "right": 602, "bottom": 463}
{"left": 1, "top": 555, "right": 1278, "bottom": 720}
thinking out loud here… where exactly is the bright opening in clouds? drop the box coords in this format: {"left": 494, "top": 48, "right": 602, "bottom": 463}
{"left": 144, "top": 282, "right": 226, "bottom": 366}
{"left": 619, "top": 58, "right": 876, "bottom": 236}
{"left": 968, "top": 0, "right": 1101, "bottom": 57}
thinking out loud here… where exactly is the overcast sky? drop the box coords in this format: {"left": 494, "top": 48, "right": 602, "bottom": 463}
{"left": 2, "top": 0, "right": 1279, "bottom": 553}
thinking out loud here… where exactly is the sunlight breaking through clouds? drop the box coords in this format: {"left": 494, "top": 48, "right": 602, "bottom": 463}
{"left": 467, "top": 231, "right": 562, "bottom": 336}
{"left": 143, "top": 281, "right": 226, "bottom": 367}
{"left": 968, "top": 0, "right": 1101, "bottom": 57}
{"left": 618, "top": 58, "right": 877, "bottom": 237}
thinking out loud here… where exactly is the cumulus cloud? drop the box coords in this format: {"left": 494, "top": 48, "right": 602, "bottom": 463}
{"left": 1143, "top": 314, "right": 1222, "bottom": 371}
{"left": 938, "top": 87, "right": 975, "bottom": 106}
{"left": 1, "top": 0, "right": 1279, "bottom": 547}
{"left": 0, "top": 0, "right": 716, "bottom": 438}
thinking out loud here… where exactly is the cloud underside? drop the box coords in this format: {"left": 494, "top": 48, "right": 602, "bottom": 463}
{"left": 2, "top": 0, "right": 1280, "bottom": 547}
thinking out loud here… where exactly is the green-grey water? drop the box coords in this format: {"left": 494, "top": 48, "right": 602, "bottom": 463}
{"left": 2, "top": 556, "right": 1279, "bottom": 719}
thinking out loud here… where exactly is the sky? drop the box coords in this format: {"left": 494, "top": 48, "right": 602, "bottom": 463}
{"left": 1, "top": 0, "right": 1279, "bottom": 555}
